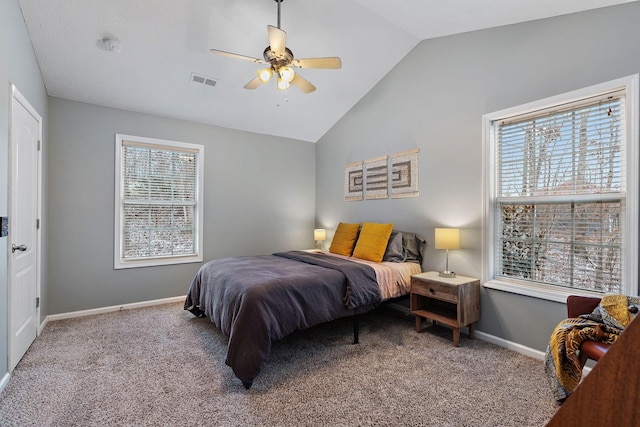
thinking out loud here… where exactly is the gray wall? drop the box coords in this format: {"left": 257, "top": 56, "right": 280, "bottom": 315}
{"left": 316, "top": 2, "right": 640, "bottom": 352}
{"left": 47, "top": 97, "right": 316, "bottom": 314}
{"left": 1, "top": 0, "right": 48, "bottom": 379}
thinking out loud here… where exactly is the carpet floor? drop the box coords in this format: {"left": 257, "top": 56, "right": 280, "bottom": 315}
{"left": 0, "top": 302, "right": 559, "bottom": 426}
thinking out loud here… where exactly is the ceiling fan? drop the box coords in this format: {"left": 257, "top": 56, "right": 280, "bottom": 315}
{"left": 210, "top": 0, "right": 342, "bottom": 94}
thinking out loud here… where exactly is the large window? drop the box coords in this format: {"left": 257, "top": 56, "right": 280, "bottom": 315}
{"left": 483, "top": 76, "right": 638, "bottom": 301}
{"left": 114, "top": 134, "right": 204, "bottom": 269}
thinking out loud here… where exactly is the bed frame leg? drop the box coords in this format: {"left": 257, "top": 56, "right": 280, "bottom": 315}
{"left": 353, "top": 315, "right": 359, "bottom": 344}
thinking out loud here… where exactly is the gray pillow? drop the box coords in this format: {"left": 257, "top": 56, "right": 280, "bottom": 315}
{"left": 401, "top": 231, "right": 426, "bottom": 264}
{"left": 382, "top": 231, "right": 405, "bottom": 262}
{"left": 382, "top": 230, "right": 426, "bottom": 264}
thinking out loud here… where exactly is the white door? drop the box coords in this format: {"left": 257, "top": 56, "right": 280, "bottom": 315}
{"left": 8, "top": 85, "right": 42, "bottom": 371}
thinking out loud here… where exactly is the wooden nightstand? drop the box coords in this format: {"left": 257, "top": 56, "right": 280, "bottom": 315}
{"left": 410, "top": 271, "right": 480, "bottom": 347}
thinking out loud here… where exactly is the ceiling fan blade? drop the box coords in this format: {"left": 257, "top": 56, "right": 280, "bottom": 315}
{"left": 210, "top": 49, "right": 264, "bottom": 63}
{"left": 291, "top": 74, "right": 316, "bottom": 94}
{"left": 244, "top": 76, "right": 262, "bottom": 90}
{"left": 267, "top": 25, "right": 287, "bottom": 58}
{"left": 293, "top": 57, "right": 342, "bottom": 69}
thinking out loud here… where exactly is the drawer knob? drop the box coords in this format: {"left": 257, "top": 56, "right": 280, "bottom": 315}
{"left": 429, "top": 288, "right": 435, "bottom": 294}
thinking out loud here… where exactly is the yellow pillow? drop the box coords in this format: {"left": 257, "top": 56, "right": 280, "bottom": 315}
{"left": 352, "top": 222, "right": 393, "bottom": 262}
{"left": 329, "top": 223, "right": 360, "bottom": 256}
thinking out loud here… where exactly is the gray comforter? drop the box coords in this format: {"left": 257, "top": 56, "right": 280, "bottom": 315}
{"left": 184, "top": 251, "right": 381, "bottom": 388}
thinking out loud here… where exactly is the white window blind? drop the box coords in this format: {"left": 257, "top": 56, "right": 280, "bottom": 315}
{"left": 494, "top": 91, "right": 625, "bottom": 293}
{"left": 115, "top": 135, "right": 204, "bottom": 269}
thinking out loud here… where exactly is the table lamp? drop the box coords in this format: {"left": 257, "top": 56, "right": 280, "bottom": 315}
{"left": 435, "top": 228, "right": 460, "bottom": 278}
{"left": 314, "top": 228, "right": 326, "bottom": 250}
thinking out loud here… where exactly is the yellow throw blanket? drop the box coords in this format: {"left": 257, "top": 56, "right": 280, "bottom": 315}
{"left": 544, "top": 294, "right": 639, "bottom": 401}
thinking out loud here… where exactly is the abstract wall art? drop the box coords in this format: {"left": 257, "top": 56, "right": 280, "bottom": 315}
{"left": 344, "top": 148, "right": 419, "bottom": 201}
{"left": 344, "top": 160, "right": 364, "bottom": 201}
{"left": 391, "top": 148, "right": 419, "bottom": 198}
{"left": 364, "top": 155, "right": 389, "bottom": 200}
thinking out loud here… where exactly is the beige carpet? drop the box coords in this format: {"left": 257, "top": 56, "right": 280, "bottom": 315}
{"left": 0, "top": 302, "right": 559, "bottom": 426}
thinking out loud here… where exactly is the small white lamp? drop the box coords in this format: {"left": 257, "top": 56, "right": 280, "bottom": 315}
{"left": 314, "top": 228, "right": 326, "bottom": 250}
{"left": 435, "top": 228, "right": 460, "bottom": 278}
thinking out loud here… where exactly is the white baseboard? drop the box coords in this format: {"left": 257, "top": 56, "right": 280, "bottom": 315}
{"left": 474, "top": 330, "right": 546, "bottom": 360}
{"left": 39, "top": 315, "right": 48, "bottom": 335}
{"left": 391, "top": 317, "right": 596, "bottom": 376}
{"left": 0, "top": 372, "right": 10, "bottom": 394}
{"left": 47, "top": 300, "right": 549, "bottom": 363}
{"left": 385, "top": 302, "right": 551, "bottom": 362}
{"left": 44, "top": 295, "right": 186, "bottom": 323}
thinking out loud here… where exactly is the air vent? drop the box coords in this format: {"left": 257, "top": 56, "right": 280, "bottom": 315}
{"left": 190, "top": 73, "right": 218, "bottom": 87}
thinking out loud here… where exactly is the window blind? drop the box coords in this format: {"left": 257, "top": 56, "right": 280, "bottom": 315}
{"left": 494, "top": 91, "right": 625, "bottom": 292}
{"left": 121, "top": 142, "right": 199, "bottom": 259}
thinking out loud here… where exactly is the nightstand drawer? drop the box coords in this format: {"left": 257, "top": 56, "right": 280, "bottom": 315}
{"left": 411, "top": 279, "right": 458, "bottom": 303}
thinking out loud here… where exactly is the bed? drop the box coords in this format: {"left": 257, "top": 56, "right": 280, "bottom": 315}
{"left": 184, "top": 225, "right": 425, "bottom": 388}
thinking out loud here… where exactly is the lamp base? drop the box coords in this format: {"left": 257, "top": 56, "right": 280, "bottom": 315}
{"left": 439, "top": 271, "right": 456, "bottom": 278}
{"left": 314, "top": 241, "right": 324, "bottom": 250}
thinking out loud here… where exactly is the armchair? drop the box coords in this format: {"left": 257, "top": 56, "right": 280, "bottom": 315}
{"left": 566, "top": 296, "right": 610, "bottom": 367}
{"left": 565, "top": 295, "right": 640, "bottom": 367}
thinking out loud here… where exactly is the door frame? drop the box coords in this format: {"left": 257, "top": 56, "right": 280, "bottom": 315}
{"left": 7, "top": 83, "right": 43, "bottom": 371}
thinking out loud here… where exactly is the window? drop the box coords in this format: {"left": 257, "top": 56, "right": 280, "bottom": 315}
{"left": 114, "top": 134, "right": 204, "bottom": 269}
{"left": 483, "top": 76, "right": 638, "bottom": 301}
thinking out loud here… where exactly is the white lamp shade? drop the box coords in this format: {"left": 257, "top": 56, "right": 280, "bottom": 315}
{"left": 314, "top": 229, "right": 327, "bottom": 241}
{"left": 277, "top": 78, "right": 290, "bottom": 90}
{"left": 257, "top": 68, "right": 274, "bottom": 83}
{"left": 434, "top": 228, "right": 460, "bottom": 250}
{"left": 279, "top": 66, "right": 295, "bottom": 83}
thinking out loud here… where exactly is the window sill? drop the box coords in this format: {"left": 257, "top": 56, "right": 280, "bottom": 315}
{"left": 483, "top": 278, "right": 603, "bottom": 303}
{"left": 114, "top": 254, "right": 202, "bottom": 270}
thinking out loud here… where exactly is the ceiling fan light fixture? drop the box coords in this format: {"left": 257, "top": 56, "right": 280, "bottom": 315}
{"left": 257, "top": 67, "right": 274, "bottom": 84}
{"left": 209, "top": 0, "right": 340, "bottom": 94}
{"left": 279, "top": 66, "right": 295, "bottom": 83}
{"left": 277, "top": 78, "right": 290, "bottom": 91}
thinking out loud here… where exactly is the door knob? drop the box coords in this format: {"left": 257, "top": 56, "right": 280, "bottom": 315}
{"left": 11, "top": 244, "right": 27, "bottom": 253}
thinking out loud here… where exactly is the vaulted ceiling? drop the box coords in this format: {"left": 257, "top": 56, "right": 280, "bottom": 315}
{"left": 17, "top": 0, "right": 636, "bottom": 142}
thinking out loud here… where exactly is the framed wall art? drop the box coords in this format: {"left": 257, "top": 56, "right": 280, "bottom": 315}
{"left": 344, "top": 161, "right": 364, "bottom": 201}
{"left": 364, "top": 155, "right": 388, "bottom": 200}
{"left": 391, "top": 148, "right": 419, "bottom": 198}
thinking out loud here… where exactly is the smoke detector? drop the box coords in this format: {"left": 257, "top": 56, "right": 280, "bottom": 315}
{"left": 102, "top": 37, "right": 121, "bottom": 53}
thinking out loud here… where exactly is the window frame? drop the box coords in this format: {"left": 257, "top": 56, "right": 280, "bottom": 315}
{"left": 482, "top": 75, "right": 639, "bottom": 302}
{"left": 114, "top": 134, "right": 204, "bottom": 269}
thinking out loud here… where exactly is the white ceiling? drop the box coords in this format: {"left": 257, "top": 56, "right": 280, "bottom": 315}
{"left": 17, "top": 0, "right": 637, "bottom": 142}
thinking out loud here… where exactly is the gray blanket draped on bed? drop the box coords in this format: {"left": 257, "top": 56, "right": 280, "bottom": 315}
{"left": 184, "top": 251, "right": 381, "bottom": 387}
